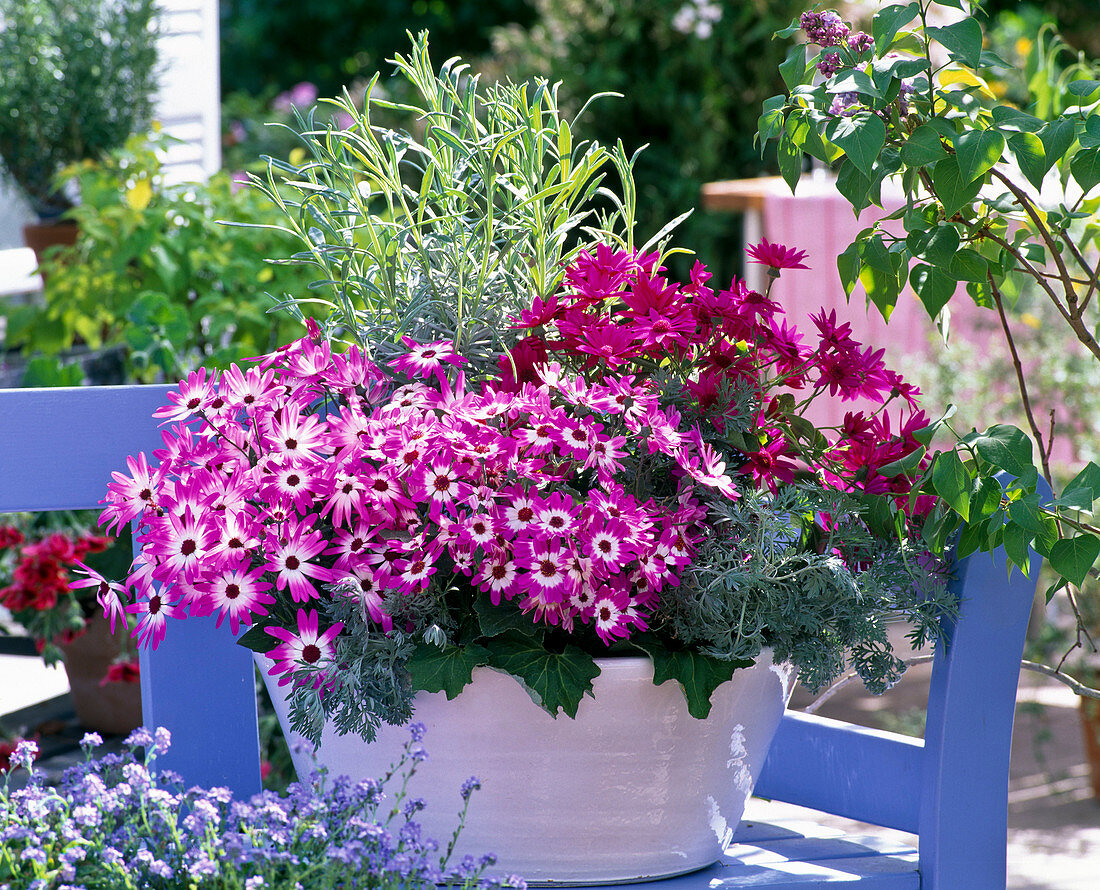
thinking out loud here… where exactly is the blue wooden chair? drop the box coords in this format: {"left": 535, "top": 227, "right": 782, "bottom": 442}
{"left": 0, "top": 384, "right": 1041, "bottom": 889}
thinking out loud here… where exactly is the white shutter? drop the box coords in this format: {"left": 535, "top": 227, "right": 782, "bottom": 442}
{"left": 155, "top": 0, "right": 221, "bottom": 182}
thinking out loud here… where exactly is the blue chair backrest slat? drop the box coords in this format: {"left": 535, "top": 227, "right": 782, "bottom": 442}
{"left": 919, "top": 542, "right": 1037, "bottom": 889}
{"left": 0, "top": 385, "right": 174, "bottom": 512}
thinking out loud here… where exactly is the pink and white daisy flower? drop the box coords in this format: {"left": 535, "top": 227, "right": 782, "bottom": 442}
{"left": 392, "top": 337, "right": 466, "bottom": 382}
{"left": 154, "top": 368, "right": 218, "bottom": 423}
{"left": 500, "top": 490, "right": 539, "bottom": 537}
{"left": 127, "top": 591, "right": 180, "bottom": 650}
{"left": 475, "top": 552, "right": 520, "bottom": 604}
{"left": 70, "top": 563, "right": 129, "bottom": 634}
{"left": 264, "top": 521, "right": 336, "bottom": 603}
{"left": 264, "top": 608, "right": 344, "bottom": 687}
{"left": 204, "top": 564, "right": 275, "bottom": 635}
{"left": 100, "top": 452, "right": 163, "bottom": 533}
{"left": 586, "top": 518, "right": 634, "bottom": 567}
{"left": 533, "top": 491, "right": 578, "bottom": 536}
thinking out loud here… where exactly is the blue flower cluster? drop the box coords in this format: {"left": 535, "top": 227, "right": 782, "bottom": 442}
{"left": 1, "top": 725, "right": 525, "bottom": 890}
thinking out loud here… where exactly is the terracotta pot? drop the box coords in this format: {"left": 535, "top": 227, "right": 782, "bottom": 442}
{"left": 261, "top": 651, "right": 795, "bottom": 885}
{"left": 22, "top": 220, "right": 79, "bottom": 269}
{"left": 59, "top": 613, "right": 142, "bottom": 736}
{"left": 1082, "top": 693, "right": 1100, "bottom": 799}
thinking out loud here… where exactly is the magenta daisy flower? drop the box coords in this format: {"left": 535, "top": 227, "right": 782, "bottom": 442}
{"left": 70, "top": 563, "right": 129, "bottom": 634}
{"left": 127, "top": 591, "right": 179, "bottom": 650}
{"left": 100, "top": 452, "right": 162, "bottom": 533}
{"left": 264, "top": 608, "right": 344, "bottom": 687}
{"left": 205, "top": 564, "right": 275, "bottom": 635}
{"left": 587, "top": 518, "right": 635, "bottom": 566}
{"left": 264, "top": 520, "right": 336, "bottom": 603}
{"left": 745, "top": 238, "right": 810, "bottom": 271}
{"left": 475, "top": 552, "right": 520, "bottom": 604}
{"left": 515, "top": 536, "right": 573, "bottom": 601}
{"left": 392, "top": 338, "right": 465, "bottom": 382}
{"left": 153, "top": 368, "right": 218, "bottom": 423}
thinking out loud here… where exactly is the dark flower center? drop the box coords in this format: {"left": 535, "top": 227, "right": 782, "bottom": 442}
{"left": 285, "top": 555, "right": 301, "bottom": 570}
{"left": 302, "top": 644, "right": 321, "bottom": 664}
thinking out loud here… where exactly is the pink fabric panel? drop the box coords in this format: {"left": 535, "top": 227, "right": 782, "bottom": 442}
{"left": 760, "top": 189, "right": 987, "bottom": 432}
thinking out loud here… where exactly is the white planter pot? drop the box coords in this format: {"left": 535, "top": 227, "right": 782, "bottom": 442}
{"left": 260, "top": 652, "right": 795, "bottom": 885}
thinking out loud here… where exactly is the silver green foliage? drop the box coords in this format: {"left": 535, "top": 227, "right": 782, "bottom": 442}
{"left": 665, "top": 484, "right": 955, "bottom": 694}
{"left": 250, "top": 32, "right": 680, "bottom": 378}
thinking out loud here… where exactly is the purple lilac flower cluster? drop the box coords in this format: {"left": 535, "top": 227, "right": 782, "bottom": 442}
{"left": 800, "top": 10, "right": 875, "bottom": 77}
{"left": 0, "top": 726, "right": 521, "bottom": 890}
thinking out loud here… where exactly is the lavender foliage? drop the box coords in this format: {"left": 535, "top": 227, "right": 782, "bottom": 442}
{"left": 0, "top": 728, "right": 525, "bottom": 890}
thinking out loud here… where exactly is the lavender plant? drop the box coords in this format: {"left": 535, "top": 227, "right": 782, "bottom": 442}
{"left": 0, "top": 726, "right": 523, "bottom": 890}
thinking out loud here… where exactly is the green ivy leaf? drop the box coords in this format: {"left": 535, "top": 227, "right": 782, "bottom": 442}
{"left": 486, "top": 633, "right": 600, "bottom": 718}
{"left": 1007, "top": 493, "right": 1047, "bottom": 535}
{"left": 1066, "top": 79, "right": 1100, "bottom": 100}
{"left": 954, "top": 129, "right": 1005, "bottom": 185}
{"left": 991, "top": 106, "right": 1044, "bottom": 133}
{"left": 826, "top": 112, "right": 886, "bottom": 178}
{"left": 873, "top": 2, "right": 920, "bottom": 54}
{"left": 1007, "top": 131, "right": 1047, "bottom": 190}
{"left": 931, "top": 450, "right": 972, "bottom": 521}
{"left": 758, "top": 96, "right": 787, "bottom": 145}
{"left": 956, "top": 521, "right": 987, "bottom": 559}
{"left": 932, "top": 155, "right": 983, "bottom": 217}
{"left": 927, "top": 17, "right": 984, "bottom": 68}
{"left": 1071, "top": 147, "right": 1100, "bottom": 194}
{"left": 972, "top": 424, "right": 1035, "bottom": 476}
{"left": 909, "top": 263, "right": 957, "bottom": 318}
{"left": 900, "top": 124, "right": 949, "bottom": 167}
{"left": 474, "top": 597, "right": 542, "bottom": 639}
{"left": 630, "top": 637, "right": 750, "bottom": 720}
{"left": 837, "top": 241, "right": 862, "bottom": 299}
{"left": 829, "top": 69, "right": 883, "bottom": 100}
{"left": 407, "top": 641, "right": 492, "bottom": 700}
{"left": 1049, "top": 534, "right": 1100, "bottom": 587}
{"left": 875, "top": 445, "right": 927, "bottom": 478}
{"left": 1082, "top": 114, "right": 1100, "bottom": 149}
{"left": 858, "top": 236, "right": 904, "bottom": 320}
{"left": 835, "top": 159, "right": 874, "bottom": 213}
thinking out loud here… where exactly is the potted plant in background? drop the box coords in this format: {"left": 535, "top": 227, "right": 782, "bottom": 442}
{"left": 0, "top": 130, "right": 324, "bottom": 388}
{"left": 0, "top": 0, "right": 159, "bottom": 264}
{"left": 0, "top": 516, "right": 140, "bottom": 736}
{"left": 83, "top": 34, "right": 955, "bottom": 884}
